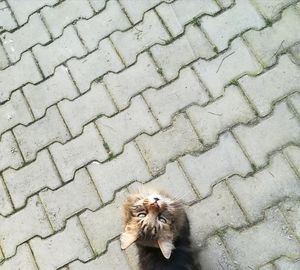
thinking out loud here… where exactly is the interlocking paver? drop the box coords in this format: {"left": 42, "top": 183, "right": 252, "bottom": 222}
{"left": 76, "top": 0, "right": 131, "bottom": 51}
{"left": 0, "top": 131, "right": 23, "bottom": 171}
{"left": 67, "top": 38, "right": 124, "bottom": 93}
{"left": 69, "top": 240, "right": 131, "bottom": 270}
{"left": 281, "top": 200, "right": 300, "bottom": 239}
{"left": 13, "top": 106, "right": 70, "bottom": 162}
{"left": 239, "top": 54, "right": 300, "bottom": 116}
{"left": 0, "top": 13, "right": 51, "bottom": 63}
{"left": 223, "top": 207, "right": 300, "bottom": 269}
{"left": 228, "top": 152, "right": 300, "bottom": 222}
{"left": 233, "top": 101, "right": 300, "bottom": 167}
{"left": 49, "top": 123, "right": 108, "bottom": 182}
{"left": 96, "top": 95, "right": 159, "bottom": 155}
{"left": 41, "top": 0, "right": 94, "bottom": 38}
{"left": 0, "top": 90, "right": 33, "bottom": 134}
{"left": 32, "top": 25, "right": 87, "bottom": 77}
{"left": 88, "top": 142, "right": 151, "bottom": 203}
{"left": 244, "top": 6, "right": 300, "bottom": 67}
{"left": 0, "top": 51, "right": 42, "bottom": 102}
{"left": 273, "top": 257, "right": 300, "bottom": 269}
{"left": 150, "top": 30, "right": 214, "bottom": 81}
{"left": 23, "top": 65, "right": 78, "bottom": 119}
{"left": 136, "top": 114, "right": 202, "bottom": 175}
{"left": 0, "top": 195, "right": 52, "bottom": 258}
{"left": 188, "top": 182, "right": 247, "bottom": 244}
{"left": 0, "top": 244, "right": 38, "bottom": 270}
{"left": 155, "top": 0, "right": 220, "bottom": 37}
{"left": 104, "top": 52, "right": 164, "bottom": 110}
{"left": 3, "top": 150, "right": 61, "bottom": 209}
{"left": 199, "top": 235, "right": 238, "bottom": 270}
{"left": 0, "top": 1, "right": 17, "bottom": 32}
{"left": 79, "top": 190, "right": 126, "bottom": 254}
{"left": 110, "top": 10, "right": 171, "bottom": 66}
{"left": 88, "top": 0, "right": 106, "bottom": 12}
{"left": 58, "top": 81, "right": 116, "bottom": 136}
{"left": 187, "top": 85, "right": 255, "bottom": 144}
{"left": 180, "top": 132, "right": 252, "bottom": 197}
{"left": 40, "top": 168, "right": 101, "bottom": 231}
{"left": 30, "top": 216, "right": 93, "bottom": 270}
{"left": 201, "top": 0, "right": 265, "bottom": 51}
{"left": 143, "top": 67, "right": 209, "bottom": 127}
{"left": 193, "top": 37, "right": 262, "bottom": 98}
{"left": 0, "top": 175, "right": 13, "bottom": 216}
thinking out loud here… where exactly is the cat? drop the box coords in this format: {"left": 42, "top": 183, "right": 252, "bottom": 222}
{"left": 120, "top": 189, "right": 201, "bottom": 270}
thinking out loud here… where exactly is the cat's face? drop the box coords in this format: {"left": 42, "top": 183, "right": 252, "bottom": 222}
{"left": 120, "top": 190, "right": 185, "bottom": 259}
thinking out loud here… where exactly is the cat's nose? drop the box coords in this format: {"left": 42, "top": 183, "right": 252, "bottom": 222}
{"left": 153, "top": 197, "right": 159, "bottom": 202}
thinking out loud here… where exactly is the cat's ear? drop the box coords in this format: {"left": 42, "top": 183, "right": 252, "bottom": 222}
{"left": 120, "top": 230, "right": 138, "bottom": 249}
{"left": 158, "top": 238, "right": 174, "bottom": 259}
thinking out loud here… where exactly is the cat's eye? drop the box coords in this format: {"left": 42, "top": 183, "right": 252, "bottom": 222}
{"left": 158, "top": 216, "right": 167, "bottom": 224}
{"left": 137, "top": 213, "right": 146, "bottom": 218}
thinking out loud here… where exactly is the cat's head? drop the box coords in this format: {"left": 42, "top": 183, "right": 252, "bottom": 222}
{"left": 120, "top": 189, "right": 186, "bottom": 259}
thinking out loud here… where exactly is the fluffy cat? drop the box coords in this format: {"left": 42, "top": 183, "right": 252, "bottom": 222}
{"left": 120, "top": 189, "right": 201, "bottom": 270}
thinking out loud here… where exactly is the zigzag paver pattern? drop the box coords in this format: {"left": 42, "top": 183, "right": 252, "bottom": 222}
{"left": 0, "top": 0, "right": 300, "bottom": 269}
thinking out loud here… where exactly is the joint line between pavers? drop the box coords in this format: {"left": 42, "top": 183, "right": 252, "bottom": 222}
{"left": 37, "top": 194, "right": 55, "bottom": 233}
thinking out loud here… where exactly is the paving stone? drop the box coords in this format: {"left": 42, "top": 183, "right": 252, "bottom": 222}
{"left": 284, "top": 145, "right": 300, "bottom": 175}
{"left": 79, "top": 190, "right": 126, "bottom": 254}
{"left": 87, "top": 142, "right": 151, "bottom": 203}
{"left": 0, "top": 1, "right": 17, "bottom": 32}
{"left": 0, "top": 175, "right": 13, "bottom": 216}
{"left": 201, "top": 0, "right": 264, "bottom": 51}
{"left": 244, "top": 6, "right": 300, "bottom": 67}
{"left": 228, "top": 153, "right": 300, "bottom": 222}
{"left": 0, "top": 244, "right": 38, "bottom": 270}
{"left": 199, "top": 235, "right": 238, "bottom": 270}
{"left": 150, "top": 30, "right": 214, "bottom": 81}
{"left": 143, "top": 67, "right": 209, "bottom": 127}
{"left": 14, "top": 106, "right": 70, "bottom": 162}
{"left": 3, "top": 150, "right": 61, "bottom": 209}
{"left": 88, "top": 0, "right": 106, "bottom": 12}
{"left": 30, "top": 216, "right": 93, "bottom": 270}
{"left": 239, "top": 55, "right": 300, "bottom": 116}
{"left": 0, "top": 13, "right": 51, "bottom": 63}
{"left": 128, "top": 161, "right": 198, "bottom": 205}
{"left": 96, "top": 95, "right": 159, "bottom": 155}
{"left": 41, "top": 0, "right": 93, "bottom": 38}
{"left": 58, "top": 81, "right": 116, "bottom": 136}
{"left": 124, "top": 244, "right": 139, "bottom": 270}
{"left": 67, "top": 38, "right": 124, "bottom": 93}
{"left": 288, "top": 92, "right": 300, "bottom": 115}
{"left": 274, "top": 257, "right": 300, "bottom": 269}
{"left": 223, "top": 207, "right": 300, "bottom": 269}
{"left": 233, "top": 102, "right": 300, "bottom": 167}
{"left": 69, "top": 240, "right": 131, "bottom": 270}
{"left": 0, "top": 44, "right": 9, "bottom": 70}
{"left": 0, "top": 51, "right": 42, "bottom": 102}
{"left": 7, "top": 0, "right": 58, "bottom": 25}
{"left": 155, "top": 0, "right": 220, "bottom": 37}
{"left": 110, "top": 10, "right": 170, "bottom": 66}
{"left": 252, "top": 0, "right": 298, "bottom": 20}
{"left": 40, "top": 169, "right": 101, "bottom": 231}
{"left": 23, "top": 65, "right": 78, "bottom": 118}
{"left": 187, "top": 85, "right": 255, "bottom": 145}
{"left": 180, "top": 132, "right": 252, "bottom": 197}
{"left": 0, "top": 196, "right": 52, "bottom": 258}
{"left": 188, "top": 182, "right": 247, "bottom": 244}
{"left": 104, "top": 52, "right": 164, "bottom": 110}
{"left": 281, "top": 200, "right": 300, "bottom": 239}
{"left": 0, "top": 131, "right": 23, "bottom": 171}
{"left": 50, "top": 123, "right": 108, "bottom": 182}
{"left": 33, "top": 25, "right": 87, "bottom": 77}
{"left": 76, "top": 0, "right": 131, "bottom": 51}
{"left": 218, "top": 0, "right": 234, "bottom": 8}
{"left": 136, "top": 114, "right": 201, "bottom": 175}
{"left": 193, "top": 37, "right": 261, "bottom": 98}
{"left": 0, "top": 90, "right": 33, "bottom": 134}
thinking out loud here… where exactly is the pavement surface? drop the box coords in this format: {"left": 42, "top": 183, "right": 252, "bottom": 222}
{"left": 0, "top": 0, "right": 300, "bottom": 269}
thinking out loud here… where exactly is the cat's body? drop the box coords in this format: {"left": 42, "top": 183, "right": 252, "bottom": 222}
{"left": 120, "top": 190, "right": 201, "bottom": 270}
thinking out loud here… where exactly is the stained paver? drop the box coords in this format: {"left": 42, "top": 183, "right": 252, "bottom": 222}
{"left": 0, "top": 0, "right": 299, "bottom": 269}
